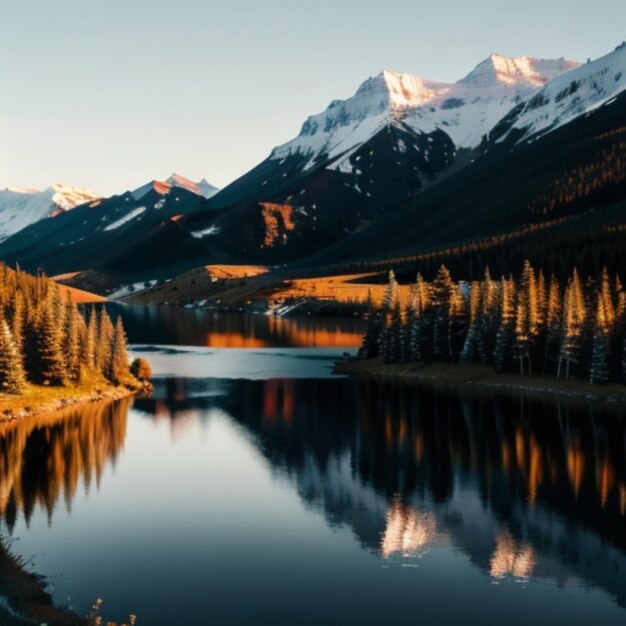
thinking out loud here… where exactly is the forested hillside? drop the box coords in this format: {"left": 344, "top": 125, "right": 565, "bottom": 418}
{"left": 300, "top": 90, "right": 626, "bottom": 280}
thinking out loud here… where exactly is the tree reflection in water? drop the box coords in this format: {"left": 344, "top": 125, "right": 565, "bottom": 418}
{"left": 1, "top": 377, "right": 625, "bottom": 609}
{"left": 135, "top": 376, "right": 626, "bottom": 605}
{"left": 0, "top": 398, "right": 130, "bottom": 531}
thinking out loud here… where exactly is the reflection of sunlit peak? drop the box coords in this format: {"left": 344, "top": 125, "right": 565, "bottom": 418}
{"left": 490, "top": 532, "right": 536, "bottom": 579}
{"left": 380, "top": 500, "right": 439, "bottom": 558}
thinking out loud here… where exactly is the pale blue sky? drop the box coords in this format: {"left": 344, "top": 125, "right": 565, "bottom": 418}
{"left": 1, "top": 0, "right": 625, "bottom": 195}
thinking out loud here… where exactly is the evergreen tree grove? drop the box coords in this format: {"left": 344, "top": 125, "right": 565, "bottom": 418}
{"left": 358, "top": 261, "right": 626, "bottom": 385}
{"left": 0, "top": 263, "right": 138, "bottom": 394}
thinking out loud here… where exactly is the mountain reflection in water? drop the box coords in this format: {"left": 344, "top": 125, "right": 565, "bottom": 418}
{"left": 133, "top": 376, "right": 626, "bottom": 605}
{"left": 1, "top": 374, "right": 625, "bottom": 623}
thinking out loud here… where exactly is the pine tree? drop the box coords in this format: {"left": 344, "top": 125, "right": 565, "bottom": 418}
{"left": 590, "top": 333, "right": 610, "bottom": 384}
{"left": 10, "top": 291, "right": 24, "bottom": 358}
{"left": 448, "top": 283, "right": 467, "bottom": 359}
{"left": 98, "top": 308, "right": 115, "bottom": 380}
{"left": 400, "top": 307, "right": 413, "bottom": 363}
{"left": 536, "top": 270, "right": 547, "bottom": 329}
{"left": 384, "top": 304, "right": 402, "bottom": 363}
{"left": 86, "top": 307, "right": 98, "bottom": 370}
{"left": 62, "top": 296, "right": 81, "bottom": 383}
{"left": 110, "top": 317, "right": 130, "bottom": 382}
{"left": 460, "top": 282, "right": 481, "bottom": 362}
{"left": 432, "top": 265, "right": 454, "bottom": 360}
{"left": 520, "top": 260, "right": 538, "bottom": 337}
{"left": 493, "top": 277, "right": 515, "bottom": 373}
{"left": 477, "top": 267, "right": 497, "bottom": 365}
{"left": 558, "top": 270, "right": 586, "bottom": 378}
{"left": 413, "top": 273, "right": 431, "bottom": 315}
{"left": 544, "top": 275, "right": 562, "bottom": 373}
{"left": 382, "top": 270, "right": 399, "bottom": 311}
{"left": 409, "top": 313, "right": 424, "bottom": 362}
{"left": 0, "top": 319, "right": 27, "bottom": 394}
{"left": 31, "top": 304, "right": 67, "bottom": 386}
{"left": 359, "top": 311, "right": 382, "bottom": 359}
{"left": 513, "top": 299, "right": 531, "bottom": 375}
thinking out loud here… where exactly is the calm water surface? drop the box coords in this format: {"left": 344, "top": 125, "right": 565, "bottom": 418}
{"left": 1, "top": 308, "right": 625, "bottom": 625}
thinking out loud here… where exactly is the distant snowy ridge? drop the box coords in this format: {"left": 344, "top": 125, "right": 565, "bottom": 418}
{"left": 0, "top": 183, "right": 100, "bottom": 241}
{"left": 270, "top": 54, "right": 580, "bottom": 172}
{"left": 495, "top": 42, "right": 626, "bottom": 143}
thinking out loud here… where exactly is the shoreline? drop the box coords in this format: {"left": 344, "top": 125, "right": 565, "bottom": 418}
{"left": 0, "top": 381, "right": 152, "bottom": 425}
{"left": 336, "top": 358, "right": 626, "bottom": 407}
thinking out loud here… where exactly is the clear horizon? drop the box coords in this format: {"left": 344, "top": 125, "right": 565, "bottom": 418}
{"left": 2, "top": 0, "right": 626, "bottom": 195}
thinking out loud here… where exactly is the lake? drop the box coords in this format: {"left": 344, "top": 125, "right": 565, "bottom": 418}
{"left": 1, "top": 308, "right": 625, "bottom": 625}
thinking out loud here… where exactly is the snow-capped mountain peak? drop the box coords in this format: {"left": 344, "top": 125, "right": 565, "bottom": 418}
{"left": 374, "top": 69, "right": 440, "bottom": 109}
{"left": 49, "top": 183, "right": 101, "bottom": 213}
{"left": 270, "top": 52, "right": 579, "bottom": 168}
{"left": 0, "top": 183, "right": 100, "bottom": 241}
{"left": 458, "top": 54, "right": 580, "bottom": 89}
{"left": 495, "top": 43, "right": 626, "bottom": 143}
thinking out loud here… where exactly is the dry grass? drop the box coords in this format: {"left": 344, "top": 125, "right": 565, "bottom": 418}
{"left": 125, "top": 264, "right": 275, "bottom": 305}
{"left": 269, "top": 273, "right": 413, "bottom": 307}
{"left": 204, "top": 264, "right": 268, "bottom": 279}
{"left": 0, "top": 375, "right": 138, "bottom": 422}
{"left": 51, "top": 273, "right": 108, "bottom": 303}
{"left": 58, "top": 284, "right": 108, "bottom": 303}
{"left": 125, "top": 265, "right": 415, "bottom": 308}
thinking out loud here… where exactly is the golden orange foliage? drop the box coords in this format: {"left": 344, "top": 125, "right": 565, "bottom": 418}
{"left": 260, "top": 202, "right": 295, "bottom": 248}
{"left": 0, "top": 398, "right": 129, "bottom": 525}
{"left": 205, "top": 264, "right": 268, "bottom": 280}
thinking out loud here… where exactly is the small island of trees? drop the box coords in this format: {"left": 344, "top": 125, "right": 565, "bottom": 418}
{"left": 0, "top": 262, "right": 146, "bottom": 402}
{"left": 359, "top": 260, "right": 626, "bottom": 385}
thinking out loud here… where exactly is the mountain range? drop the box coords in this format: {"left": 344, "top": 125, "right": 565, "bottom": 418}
{"left": 1, "top": 42, "right": 626, "bottom": 294}
{"left": 0, "top": 183, "right": 100, "bottom": 242}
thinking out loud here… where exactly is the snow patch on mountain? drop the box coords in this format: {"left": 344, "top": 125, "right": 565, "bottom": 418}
{"left": 270, "top": 54, "right": 580, "bottom": 172}
{"left": 498, "top": 43, "right": 626, "bottom": 142}
{"left": 103, "top": 206, "right": 146, "bottom": 231}
{"left": 0, "top": 183, "right": 100, "bottom": 241}
{"left": 190, "top": 224, "right": 220, "bottom": 238}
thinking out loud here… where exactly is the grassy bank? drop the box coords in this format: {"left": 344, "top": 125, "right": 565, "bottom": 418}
{"left": 0, "top": 377, "right": 150, "bottom": 423}
{"left": 337, "top": 358, "right": 626, "bottom": 406}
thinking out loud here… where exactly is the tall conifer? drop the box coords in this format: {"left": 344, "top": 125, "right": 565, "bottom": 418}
{"left": 0, "top": 319, "right": 27, "bottom": 394}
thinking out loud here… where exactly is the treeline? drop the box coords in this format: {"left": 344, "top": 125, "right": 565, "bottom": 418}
{"left": 0, "top": 263, "right": 136, "bottom": 395}
{"left": 359, "top": 261, "right": 626, "bottom": 384}
{"left": 528, "top": 131, "right": 626, "bottom": 219}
